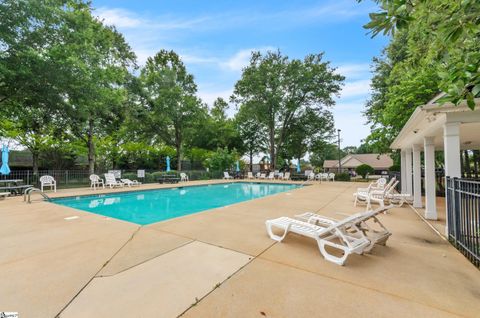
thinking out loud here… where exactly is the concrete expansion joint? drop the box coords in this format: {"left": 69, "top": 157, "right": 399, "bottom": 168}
{"left": 408, "top": 204, "right": 447, "bottom": 241}
{"left": 96, "top": 239, "right": 195, "bottom": 278}
{"left": 55, "top": 226, "right": 142, "bottom": 317}
{"left": 178, "top": 241, "right": 276, "bottom": 317}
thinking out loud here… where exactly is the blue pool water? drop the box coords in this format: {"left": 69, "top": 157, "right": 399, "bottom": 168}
{"left": 50, "top": 182, "right": 302, "bottom": 225}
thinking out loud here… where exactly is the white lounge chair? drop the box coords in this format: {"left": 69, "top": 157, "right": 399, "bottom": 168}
{"left": 259, "top": 173, "right": 266, "bottom": 179}
{"left": 255, "top": 172, "right": 261, "bottom": 179}
{"left": 247, "top": 172, "right": 254, "bottom": 179}
{"left": 267, "top": 172, "right": 275, "bottom": 180}
{"left": 295, "top": 205, "right": 393, "bottom": 252}
{"left": 40, "top": 175, "right": 56, "bottom": 192}
{"left": 354, "top": 180, "right": 399, "bottom": 210}
{"left": 357, "top": 177, "right": 390, "bottom": 193}
{"left": 120, "top": 178, "right": 141, "bottom": 187}
{"left": 180, "top": 173, "right": 189, "bottom": 182}
{"left": 223, "top": 172, "right": 233, "bottom": 179}
{"left": 266, "top": 208, "right": 390, "bottom": 265}
{"left": 104, "top": 173, "right": 124, "bottom": 188}
{"left": 277, "top": 172, "right": 284, "bottom": 180}
{"left": 308, "top": 172, "right": 315, "bottom": 180}
{"left": 328, "top": 173, "right": 335, "bottom": 181}
{"left": 283, "top": 172, "right": 290, "bottom": 180}
{"left": 0, "top": 192, "right": 10, "bottom": 199}
{"left": 89, "top": 174, "right": 104, "bottom": 190}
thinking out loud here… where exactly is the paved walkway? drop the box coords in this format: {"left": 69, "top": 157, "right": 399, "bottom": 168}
{"left": 0, "top": 181, "right": 478, "bottom": 317}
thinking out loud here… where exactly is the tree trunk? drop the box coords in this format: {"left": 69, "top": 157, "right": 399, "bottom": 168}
{"left": 269, "top": 124, "right": 275, "bottom": 171}
{"left": 32, "top": 150, "right": 39, "bottom": 176}
{"left": 473, "top": 150, "right": 479, "bottom": 178}
{"left": 175, "top": 127, "right": 182, "bottom": 171}
{"left": 249, "top": 148, "right": 253, "bottom": 172}
{"left": 464, "top": 150, "right": 471, "bottom": 178}
{"left": 87, "top": 119, "right": 95, "bottom": 174}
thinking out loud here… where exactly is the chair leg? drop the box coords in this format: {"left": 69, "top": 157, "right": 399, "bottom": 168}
{"left": 316, "top": 239, "right": 349, "bottom": 266}
{"left": 265, "top": 222, "right": 291, "bottom": 242}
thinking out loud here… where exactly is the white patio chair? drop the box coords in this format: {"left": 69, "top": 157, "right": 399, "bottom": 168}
{"left": 255, "top": 172, "right": 261, "bottom": 179}
{"left": 265, "top": 207, "right": 393, "bottom": 265}
{"left": 328, "top": 173, "right": 335, "bottom": 181}
{"left": 354, "top": 180, "right": 399, "bottom": 210}
{"left": 180, "top": 173, "right": 189, "bottom": 182}
{"left": 259, "top": 173, "right": 266, "bottom": 179}
{"left": 294, "top": 205, "right": 393, "bottom": 252}
{"left": 277, "top": 172, "right": 284, "bottom": 180}
{"left": 267, "top": 172, "right": 275, "bottom": 180}
{"left": 223, "top": 172, "right": 233, "bottom": 179}
{"left": 308, "top": 172, "right": 315, "bottom": 180}
{"left": 40, "top": 175, "right": 56, "bottom": 192}
{"left": 283, "top": 172, "right": 290, "bottom": 180}
{"left": 104, "top": 173, "right": 124, "bottom": 188}
{"left": 120, "top": 178, "right": 141, "bottom": 187}
{"left": 357, "top": 177, "right": 390, "bottom": 193}
{"left": 247, "top": 172, "right": 254, "bottom": 179}
{"left": 89, "top": 174, "right": 104, "bottom": 190}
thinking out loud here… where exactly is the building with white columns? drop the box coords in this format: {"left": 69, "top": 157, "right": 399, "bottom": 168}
{"left": 390, "top": 94, "right": 480, "bottom": 233}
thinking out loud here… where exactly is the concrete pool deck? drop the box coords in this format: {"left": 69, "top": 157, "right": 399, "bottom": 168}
{"left": 0, "top": 180, "right": 479, "bottom": 317}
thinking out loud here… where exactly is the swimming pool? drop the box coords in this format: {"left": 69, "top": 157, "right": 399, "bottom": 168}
{"left": 51, "top": 182, "right": 302, "bottom": 225}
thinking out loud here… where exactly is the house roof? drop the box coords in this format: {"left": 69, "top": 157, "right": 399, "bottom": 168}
{"left": 323, "top": 154, "right": 393, "bottom": 169}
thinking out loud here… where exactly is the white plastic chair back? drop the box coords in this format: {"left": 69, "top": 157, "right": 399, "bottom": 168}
{"left": 40, "top": 175, "right": 55, "bottom": 185}
{"left": 105, "top": 173, "right": 116, "bottom": 184}
{"left": 377, "top": 177, "right": 387, "bottom": 188}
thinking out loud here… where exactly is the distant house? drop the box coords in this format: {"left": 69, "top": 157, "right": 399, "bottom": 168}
{"left": 323, "top": 154, "right": 393, "bottom": 174}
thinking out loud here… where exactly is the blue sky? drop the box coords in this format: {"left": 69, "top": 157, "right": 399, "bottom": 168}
{"left": 92, "top": 0, "right": 387, "bottom": 147}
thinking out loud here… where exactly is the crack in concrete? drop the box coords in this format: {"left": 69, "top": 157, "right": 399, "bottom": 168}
{"left": 54, "top": 226, "right": 142, "bottom": 317}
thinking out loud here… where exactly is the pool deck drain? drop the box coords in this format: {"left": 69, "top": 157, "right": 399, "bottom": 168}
{"left": 0, "top": 180, "right": 479, "bottom": 317}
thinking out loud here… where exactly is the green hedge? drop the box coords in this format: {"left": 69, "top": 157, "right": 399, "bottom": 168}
{"left": 335, "top": 173, "right": 351, "bottom": 181}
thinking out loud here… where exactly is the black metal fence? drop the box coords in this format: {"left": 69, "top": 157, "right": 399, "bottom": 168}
{"left": 2, "top": 169, "right": 223, "bottom": 189}
{"left": 446, "top": 177, "right": 480, "bottom": 267}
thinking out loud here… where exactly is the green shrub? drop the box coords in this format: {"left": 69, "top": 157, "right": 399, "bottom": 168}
{"left": 335, "top": 172, "right": 351, "bottom": 181}
{"left": 389, "top": 164, "right": 400, "bottom": 172}
{"left": 356, "top": 164, "right": 374, "bottom": 179}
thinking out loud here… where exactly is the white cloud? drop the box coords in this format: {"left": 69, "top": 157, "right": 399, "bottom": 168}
{"left": 335, "top": 63, "right": 371, "bottom": 80}
{"left": 197, "top": 89, "right": 233, "bottom": 107}
{"left": 96, "top": 8, "right": 143, "bottom": 28}
{"left": 340, "top": 79, "right": 371, "bottom": 98}
{"left": 220, "top": 47, "right": 275, "bottom": 72}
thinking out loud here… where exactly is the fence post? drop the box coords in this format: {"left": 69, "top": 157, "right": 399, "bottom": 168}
{"left": 26, "top": 170, "right": 30, "bottom": 185}
{"left": 453, "top": 177, "right": 460, "bottom": 245}
{"left": 66, "top": 170, "right": 69, "bottom": 186}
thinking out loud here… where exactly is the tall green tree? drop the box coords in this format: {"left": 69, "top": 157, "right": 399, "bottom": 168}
{"left": 235, "top": 106, "right": 268, "bottom": 171}
{"left": 59, "top": 4, "right": 136, "bottom": 173}
{"left": 362, "top": 0, "right": 480, "bottom": 109}
{"left": 280, "top": 108, "right": 334, "bottom": 164}
{"left": 138, "top": 50, "right": 204, "bottom": 170}
{"left": 232, "top": 50, "right": 343, "bottom": 170}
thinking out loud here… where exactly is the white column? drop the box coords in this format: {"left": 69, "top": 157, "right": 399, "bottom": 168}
{"left": 400, "top": 150, "right": 407, "bottom": 194}
{"left": 405, "top": 148, "right": 413, "bottom": 196}
{"left": 443, "top": 122, "right": 461, "bottom": 178}
{"left": 443, "top": 122, "right": 461, "bottom": 235}
{"left": 412, "top": 144, "right": 422, "bottom": 208}
{"left": 424, "top": 137, "right": 437, "bottom": 220}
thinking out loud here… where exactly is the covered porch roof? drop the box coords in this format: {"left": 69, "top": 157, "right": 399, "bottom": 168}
{"left": 390, "top": 97, "right": 480, "bottom": 150}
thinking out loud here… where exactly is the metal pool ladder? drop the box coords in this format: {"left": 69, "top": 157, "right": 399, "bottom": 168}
{"left": 24, "top": 187, "right": 50, "bottom": 203}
